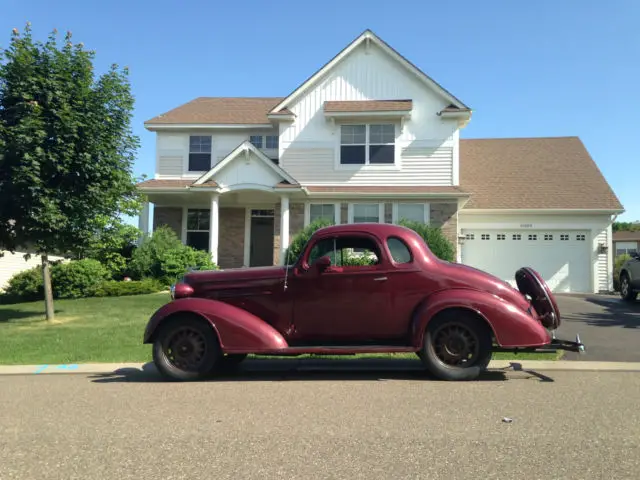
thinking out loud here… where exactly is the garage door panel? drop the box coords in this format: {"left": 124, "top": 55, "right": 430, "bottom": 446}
{"left": 461, "top": 229, "right": 591, "bottom": 293}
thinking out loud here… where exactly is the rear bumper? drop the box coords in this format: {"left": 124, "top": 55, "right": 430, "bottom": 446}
{"left": 494, "top": 333, "right": 586, "bottom": 354}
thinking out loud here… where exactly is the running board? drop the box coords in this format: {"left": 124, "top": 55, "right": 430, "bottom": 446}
{"left": 241, "top": 346, "right": 418, "bottom": 356}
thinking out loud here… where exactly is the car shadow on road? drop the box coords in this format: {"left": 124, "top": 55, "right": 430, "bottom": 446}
{"left": 563, "top": 296, "right": 640, "bottom": 329}
{"left": 87, "top": 358, "right": 550, "bottom": 384}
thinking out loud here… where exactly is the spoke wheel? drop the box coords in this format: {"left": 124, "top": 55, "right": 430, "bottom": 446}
{"left": 419, "top": 310, "right": 493, "bottom": 381}
{"left": 620, "top": 275, "right": 638, "bottom": 302}
{"left": 432, "top": 323, "right": 480, "bottom": 367}
{"left": 152, "top": 317, "right": 220, "bottom": 381}
{"left": 164, "top": 326, "right": 208, "bottom": 371}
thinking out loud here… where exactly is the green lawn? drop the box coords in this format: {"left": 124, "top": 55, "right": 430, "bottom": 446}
{"left": 0, "top": 294, "right": 560, "bottom": 365}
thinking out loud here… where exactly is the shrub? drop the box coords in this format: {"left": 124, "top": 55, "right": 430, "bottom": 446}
{"left": 78, "top": 221, "right": 141, "bottom": 279}
{"left": 398, "top": 219, "right": 455, "bottom": 262}
{"left": 285, "top": 218, "right": 334, "bottom": 264}
{"left": 94, "top": 278, "right": 164, "bottom": 297}
{"left": 128, "top": 225, "right": 217, "bottom": 284}
{"left": 613, "top": 253, "right": 631, "bottom": 292}
{"left": 51, "top": 259, "right": 110, "bottom": 299}
{"left": 2, "top": 266, "right": 44, "bottom": 303}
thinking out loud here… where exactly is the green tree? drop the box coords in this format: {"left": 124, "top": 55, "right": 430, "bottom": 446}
{"left": 0, "top": 24, "right": 142, "bottom": 320}
{"left": 613, "top": 221, "right": 640, "bottom": 232}
{"left": 76, "top": 219, "right": 141, "bottom": 279}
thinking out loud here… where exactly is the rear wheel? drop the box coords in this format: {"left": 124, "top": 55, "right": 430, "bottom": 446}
{"left": 152, "top": 316, "right": 221, "bottom": 381}
{"left": 419, "top": 310, "right": 493, "bottom": 381}
{"left": 620, "top": 274, "right": 638, "bottom": 302}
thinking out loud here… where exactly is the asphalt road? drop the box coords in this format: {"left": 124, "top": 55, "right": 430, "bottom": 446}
{"left": 555, "top": 294, "right": 640, "bottom": 362}
{"left": 1, "top": 366, "right": 639, "bottom": 479}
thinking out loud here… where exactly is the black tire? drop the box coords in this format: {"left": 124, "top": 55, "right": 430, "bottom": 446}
{"left": 152, "top": 316, "right": 221, "bottom": 381}
{"left": 218, "top": 353, "right": 248, "bottom": 370}
{"left": 620, "top": 274, "right": 638, "bottom": 302}
{"left": 419, "top": 310, "right": 493, "bottom": 381}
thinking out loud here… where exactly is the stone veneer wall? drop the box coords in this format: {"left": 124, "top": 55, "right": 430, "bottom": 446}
{"left": 429, "top": 202, "right": 458, "bottom": 257}
{"left": 218, "top": 208, "right": 245, "bottom": 269}
{"left": 153, "top": 207, "right": 182, "bottom": 239}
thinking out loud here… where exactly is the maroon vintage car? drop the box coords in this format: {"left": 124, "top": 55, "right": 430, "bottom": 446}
{"left": 143, "top": 223, "right": 584, "bottom": 381}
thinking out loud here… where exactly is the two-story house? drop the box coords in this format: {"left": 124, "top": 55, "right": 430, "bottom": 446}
{"left": 137, "top": 29, "right": 623, "bottom": 294}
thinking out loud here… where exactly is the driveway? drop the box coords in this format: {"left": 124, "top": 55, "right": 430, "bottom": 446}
{"left": 555, "top": 294, "right": 640, "bottom": 362}
{"left": 1, "top": 368, "right": 640, "bottom": 479}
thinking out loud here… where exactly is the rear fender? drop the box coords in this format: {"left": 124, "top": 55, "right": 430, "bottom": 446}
{"left": 143, "top": 297, "right": 288, "bottom": 353}
{"left": 411, "top": 289, "right": 550, "bottom": 348}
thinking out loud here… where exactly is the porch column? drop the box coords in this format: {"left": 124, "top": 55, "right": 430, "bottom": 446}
{"left": 138, "top": 201, "right": 150, "bottom": 243}
{"left": 209, "top": 193, "right": 219, "bottom": 264}
{"left": 280, "top": 194, "right": 290, "bottom": 265}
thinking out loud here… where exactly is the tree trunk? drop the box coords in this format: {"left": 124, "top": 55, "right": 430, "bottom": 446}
{"left": 41, "top": 254, "right": 55, "bottom": 321}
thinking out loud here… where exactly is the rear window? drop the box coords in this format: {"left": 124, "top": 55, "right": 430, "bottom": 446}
{"left": 387, "top": 237, "right": 412, "bottom": 264}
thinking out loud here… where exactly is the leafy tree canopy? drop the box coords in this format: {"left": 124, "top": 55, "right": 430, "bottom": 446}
{"left": 613, "top": 221, "right": 640, "bottom": 232}
{"left": 0, "top": 23, "right": 142, "bottom": 257}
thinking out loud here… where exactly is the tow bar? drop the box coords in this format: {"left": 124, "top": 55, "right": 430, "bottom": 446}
{"left": 493, "top": 332, "right": 586, "bottom": 355}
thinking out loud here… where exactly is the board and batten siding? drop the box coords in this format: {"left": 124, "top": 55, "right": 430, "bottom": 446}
{"left": 458, "top": 212, "right": 615, "bottom": 293}
{"left": 278, "top": 40, "right": 460, "bottom": 186}
{"left": 155, "top": 130, "right": 278, "bottom": 179}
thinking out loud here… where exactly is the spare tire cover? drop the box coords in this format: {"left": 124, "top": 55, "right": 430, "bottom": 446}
{"left": 515, "top": 267, "right": 561, "bottom": 330}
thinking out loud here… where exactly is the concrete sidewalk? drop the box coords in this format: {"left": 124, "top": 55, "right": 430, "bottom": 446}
{"left": 1, "top": 359, "right": 640, "bottom": 376}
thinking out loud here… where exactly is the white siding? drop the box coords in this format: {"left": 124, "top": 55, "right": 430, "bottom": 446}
{"left": 155, "top": 130, "right": 278, "bottom": 179}
{"left": 0, "top": 251, "right": 66, "bottom": 291}
{"left": 459, "top": 212, "right": 615, "bottom": 293}
{"left": 281, "top": 143, "right": 453, "bottom": 185}
{"left": 279, "top": 41, "right": 459, "bottom": 186}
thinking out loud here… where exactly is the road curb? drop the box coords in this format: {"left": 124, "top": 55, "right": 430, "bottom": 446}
{"left": 1, "top": 359, "right": 640, "bottom": 376}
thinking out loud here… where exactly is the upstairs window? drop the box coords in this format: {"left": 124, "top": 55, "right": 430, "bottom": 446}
{"left": 249, "top": 135, "right": 279, "bottom": 149}
{"left": 189, "top": 136, "right": 212, "bottom": 171}
{"left": 340, "top": 124, "right": 395, "bottom": 165}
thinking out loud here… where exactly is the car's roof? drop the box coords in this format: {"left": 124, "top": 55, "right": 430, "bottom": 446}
{"left": 315, "top": 222, "right": 414, "bottom": 237}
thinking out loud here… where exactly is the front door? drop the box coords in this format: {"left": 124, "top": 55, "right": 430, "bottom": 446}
{"left": 249, "top": 210, "right": 274, "bottom": 267}
{"left": 289, "top": 233, "right": 394, "bottom": 345}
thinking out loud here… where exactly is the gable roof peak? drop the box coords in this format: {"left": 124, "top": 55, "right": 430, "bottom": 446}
{"left": 269, "top": 29, "right": 469, "bottom": 114}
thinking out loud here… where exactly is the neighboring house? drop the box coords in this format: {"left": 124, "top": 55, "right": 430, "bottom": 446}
{"left": 613, "top": 231, "right": 640, "bottom": 256}
{"left": 137, "top": 29, "right": 623, "bottom": 294}
{"left": 0, "top": 250, "right": 66, "bottom": 291}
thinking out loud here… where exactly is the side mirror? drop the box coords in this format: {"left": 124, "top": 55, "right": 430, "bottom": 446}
{"left": 314, "top": 255, "right": 331, "bottom": 273}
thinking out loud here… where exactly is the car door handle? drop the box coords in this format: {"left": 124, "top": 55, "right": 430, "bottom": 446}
{"left": 373, "top": 277, "right": 388, "bottom": 281}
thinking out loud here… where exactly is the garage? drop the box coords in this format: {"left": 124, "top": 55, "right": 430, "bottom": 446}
{"left": 460, "top": 229, "right": 592, "bottom": 293}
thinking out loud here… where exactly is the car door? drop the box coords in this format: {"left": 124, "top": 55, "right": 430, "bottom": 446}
{"left": 288, "top": 233, "right": 394, "bottom": 344}
{"left": 628, "top": 252, "right": 640, "bottom": 288}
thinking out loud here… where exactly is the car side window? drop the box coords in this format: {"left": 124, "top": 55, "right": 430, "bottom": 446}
{"left": 387, "top": 237, "right": 412, "bottom": 264}
{"left": 307, "top": 235, "right": 381, "bottom": 267}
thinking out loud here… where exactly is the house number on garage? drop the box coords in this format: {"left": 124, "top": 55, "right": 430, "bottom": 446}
{"left": 520, "top": 224, "right": 533, "bottom": 228}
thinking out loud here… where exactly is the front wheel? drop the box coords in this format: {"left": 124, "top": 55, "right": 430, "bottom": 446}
{"left": 152, "top": 316, "right": 221, "bottom": 381}
{"left": 419, "top": 311, "right": 493, "bottom": 381}
{"left": 620, "top": 274, "right": 638, "bottom": 302}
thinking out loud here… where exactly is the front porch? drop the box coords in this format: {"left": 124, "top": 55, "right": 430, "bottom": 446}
{"left": 140, "top": 189, "right": 305, "bottom": 269}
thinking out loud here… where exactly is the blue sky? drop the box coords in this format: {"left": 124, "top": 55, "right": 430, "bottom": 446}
{"left": 2, "top": 0, "right": 639, "bottom": 221}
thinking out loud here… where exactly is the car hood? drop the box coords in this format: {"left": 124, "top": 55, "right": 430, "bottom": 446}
{"left": 183, "top": 265, "right": 287, "bottom": 287}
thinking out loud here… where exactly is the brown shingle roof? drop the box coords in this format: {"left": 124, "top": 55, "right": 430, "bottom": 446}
{"left": 459, "top": 137, "right": 623, "bottom": 210}
{"left": 613, "top": 231, "right": 640, "bottom": 241}
{"left": 145, "top": 97, "right": 285, "bottom": 125}
{"left": 324, "top": 100, "right": 412, "bottom": 112}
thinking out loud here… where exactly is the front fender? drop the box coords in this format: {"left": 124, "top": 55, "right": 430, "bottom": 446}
{"left": 143, "top": 297, "right": 288, "bottom": 353}
{"left": 411, "top": 288, "right": 550, "bottom": 348}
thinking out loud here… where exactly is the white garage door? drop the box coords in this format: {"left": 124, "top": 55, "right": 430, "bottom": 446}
{"left": 460, "top": 230, "right": 591, "bottom": 293}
